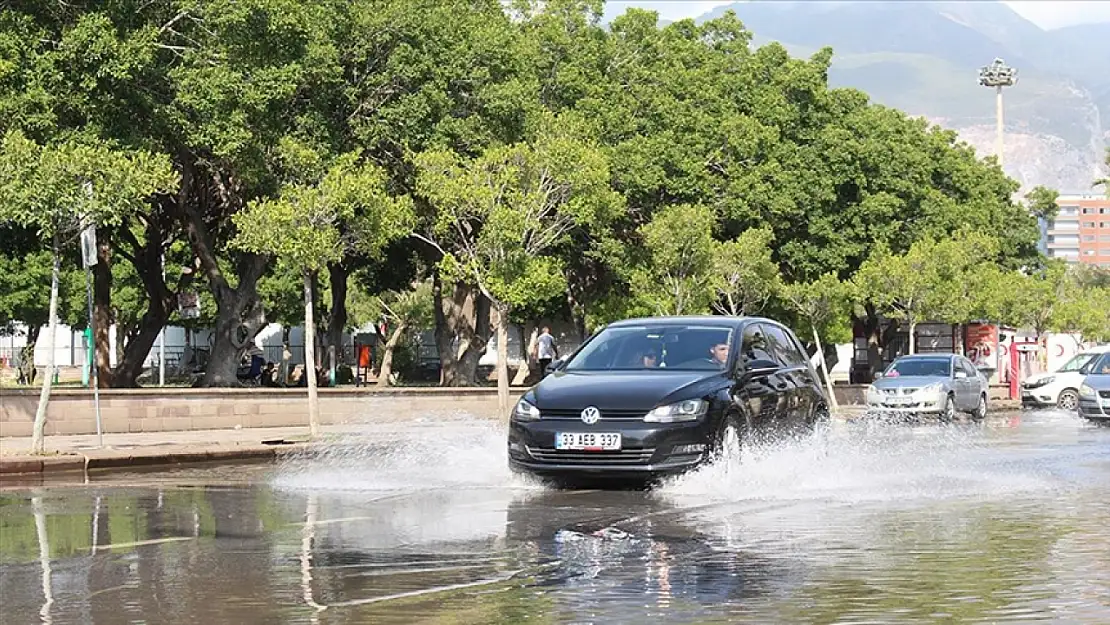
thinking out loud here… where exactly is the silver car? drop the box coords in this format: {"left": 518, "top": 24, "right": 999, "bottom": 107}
{"left": 866, "top": 354, "right": 989, "bottom": 421}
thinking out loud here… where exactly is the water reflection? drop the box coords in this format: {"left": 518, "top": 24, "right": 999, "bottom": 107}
{"left": 0, "top": 410, "right": 1108, "bottom": 624}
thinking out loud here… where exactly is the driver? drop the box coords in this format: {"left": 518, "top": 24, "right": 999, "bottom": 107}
{"left": 709, "top": 343, "right": 729, "bottom": 368}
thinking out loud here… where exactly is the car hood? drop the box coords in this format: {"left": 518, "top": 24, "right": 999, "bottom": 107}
{"left": 873, "top": 376, "right": 949, "bottom": 390}
{"left": 530, "top": 370, "right": 725, "bottom": 411}
{"left": 1083, "top": 374, "right": 1110, "bottom": 390}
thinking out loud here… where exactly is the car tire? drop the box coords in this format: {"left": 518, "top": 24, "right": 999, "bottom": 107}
{"left": 971, "top": 393, "right": 987, "bottom": 420}
{"left": 1057, "top": 389, "right": 1080, "bottom": 411}
{"left": 939, "top": 394, "right": 956, "bottom": 423}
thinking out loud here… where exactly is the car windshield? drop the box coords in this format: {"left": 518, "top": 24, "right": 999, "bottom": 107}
{"left": 884, "top": 357, "right": 951, "bottom": 378}
{"left": 1058, "top": 352, "right": 1098, "bottom": 373}
{"left": 564, "top": 325, "right": 734, "bottom": 372}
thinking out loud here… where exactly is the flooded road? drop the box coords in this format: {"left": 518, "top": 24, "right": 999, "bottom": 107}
{"left": 2, "top": 409, "right": 1109, "bottom": 624}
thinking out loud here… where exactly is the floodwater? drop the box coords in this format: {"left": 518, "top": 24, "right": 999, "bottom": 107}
{"left": 2, "top": 410, "right": 1109, "bottom": 624}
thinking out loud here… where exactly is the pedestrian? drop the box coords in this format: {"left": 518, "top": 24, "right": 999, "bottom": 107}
{"left": 535, "top": 326, "right": 559, "bottom": 377}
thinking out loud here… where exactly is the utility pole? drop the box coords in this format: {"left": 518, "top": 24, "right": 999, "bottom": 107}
{"left": 978, "top": 58, "right": 1017, "bottom": 169}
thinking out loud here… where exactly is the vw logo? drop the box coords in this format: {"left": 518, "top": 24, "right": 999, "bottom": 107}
{"left": 580, "top": 406, "right": 601, "bottom": 425}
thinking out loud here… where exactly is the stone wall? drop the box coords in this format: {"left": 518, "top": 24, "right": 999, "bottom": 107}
{"left": 0, "top": 384, "right": 1012, "bottom": 438}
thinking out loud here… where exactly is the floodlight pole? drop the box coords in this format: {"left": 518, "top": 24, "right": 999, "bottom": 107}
{"left": 978, "top": 58, "right": 1017, "bottom": 169}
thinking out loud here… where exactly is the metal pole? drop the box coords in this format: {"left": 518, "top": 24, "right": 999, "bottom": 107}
{"left": 158, "top": 254, "right": 165, "bottom": 387}
{"left": 996, "top": 84, "right": 1004, "bottom": 169}
{"left": 86, "top": 267, "right": 103, "bottom": 448}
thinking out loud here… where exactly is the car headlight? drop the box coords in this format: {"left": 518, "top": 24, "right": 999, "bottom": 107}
{"left": 1079, "top": 384, "right": 1096, "bottom": 398}
{"left": 512, "top": 398, "right": 540, "bottom": 421}
{"left": 919, "top": 382, "right": 944, "bottom": 394}
{"left": 1026, "top": 376, "right": 1054, "bottom": 388}
{"left": 644, "top": 399, "right": 708, "bottom": 423}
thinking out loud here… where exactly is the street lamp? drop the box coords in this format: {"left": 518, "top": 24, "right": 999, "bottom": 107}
{"left": 978, "top": 58, "right": 1017, "bottom": 169}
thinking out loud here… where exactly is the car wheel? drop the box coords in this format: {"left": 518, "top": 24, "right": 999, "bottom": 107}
{"left": 971, "top": 394, "right": 987, "bottom": 420}
{"left": 1057, "top": 389, "right": 1080, "bottom": 411}
{"left": 939, "top": 394, "right": 956, "bottom": 423}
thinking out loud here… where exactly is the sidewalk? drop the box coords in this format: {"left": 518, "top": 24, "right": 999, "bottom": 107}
{"left": 0, "top": 426, "right": 330, "bottom": 479}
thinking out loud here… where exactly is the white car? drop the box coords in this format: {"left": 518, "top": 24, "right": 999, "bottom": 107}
{"left": 1021, "top": 346, "right": 1110, "bottom": 411}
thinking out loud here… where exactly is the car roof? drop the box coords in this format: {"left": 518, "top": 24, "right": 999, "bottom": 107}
{"left": 1080, "top": 344, "right": 1110, "bottom": 354}
{"left": 605, "top": 315, "right": 770, "bottom": 330}
{"left": 893, "top": 353, "right": 956, "bottom": 360}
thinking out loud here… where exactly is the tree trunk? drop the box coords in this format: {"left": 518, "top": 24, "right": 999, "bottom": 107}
{"left": 31, "top": 234, "right": 61, "bottom": 454}
{"left": 908, "top": 318, "right": 917, "bottom": 355}
{"left": 326, "top": 263, "right": 348, "bottom": 382}
{"left": 511, "top": 324, "right": 537, "bottom": 386}
{"left": 433, "top": 270, "right": 488, "bottom": 386}
{"left": 812, "top": 323, "right": 839, "bottom": 411}
{"left": 303, "top": 270, "right": 320, "bottom": 437}
{"left": 495, "top": 305, "right": 511, "bottom": 415}
{"left": 93, "top": 229, "right": 113, "bottom": 387}
{"left": 377, "top": 322, "right": 408, "bottom": 387}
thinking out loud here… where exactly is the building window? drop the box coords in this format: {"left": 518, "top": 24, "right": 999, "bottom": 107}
{"left": 1083, "top": 222, "right": 1097, "bottom": 228}
{"left": 1084, "top": 235, "right": 1096, "bottom": 241}
{"left": 1083, "top": 207, "right": 1094, "bottom": 214}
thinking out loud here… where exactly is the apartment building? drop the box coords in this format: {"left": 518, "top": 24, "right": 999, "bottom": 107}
{"left": 1044, "top": 194, "right": 1110, "bottom": 267}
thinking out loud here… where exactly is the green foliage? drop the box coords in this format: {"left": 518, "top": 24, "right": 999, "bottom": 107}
{"left": 712, "top": 227, "right": 781, "bottom": 316}
{"left": 370, "top": 280, "right": 435, "bottom": 331}
{"left": 415, "top": 113, "right": 622, "bottom": 311}
{"left": 1023, "top": 185, "right": 1059, "bottom": 221}
{"left": 629, "top": 203, "right": 717, "bottom": 316}
{"left": 232, "top": 155, "right": 415, "bottom": 272}
{"left": 1095, "top": 148, "right": 1109, "bottom": 196}
{"left": 781, "top": 272, "right": 854, "bottom": 346}
{"left": 0, "top": 130, "right": 177, "bottom": 237}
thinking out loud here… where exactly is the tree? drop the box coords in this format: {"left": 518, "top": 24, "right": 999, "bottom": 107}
{"left": 232, "top": 155, "right": 413, "bottom": 436}
{"left": 629, "top": 204, "right": 718, "bottom": 317}
{"left": 1095, "top": 148, "right": 1109, "bottom": 196}
{"left": 415, "top": 114, "right": 622, "bottom": 413}
{"left": 854, "top": 241, "right": 932, "bottom": 355}
{"left": 0, "top": 130, "right": 176, "bottom": 453}
{"left": 1024, "top": 186, "right": 1059, "bottom": 222}
{"left": 711, "top": 227, "right": 781, "bottom": 316}
{"left": 781, "top": 273, "right": 852, "bottom": 409}
{"left": 370, "top": 281, "right": 435, "bottom": 386}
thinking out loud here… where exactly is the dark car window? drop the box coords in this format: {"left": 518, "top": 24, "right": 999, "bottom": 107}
{"left": 885, "top": 357, "right": 951, "bottom": 378}
{"left": 563, "top": 325, "right": 734, "bottom": 372}
{"left": 765, "top": 325, "right": 807, "bottom": 368}
{"left": 740, "top": 324, "right": 775, "bottom": 366}
{"left": 1092, "top": 352, "right": 1110, "bottom": 375}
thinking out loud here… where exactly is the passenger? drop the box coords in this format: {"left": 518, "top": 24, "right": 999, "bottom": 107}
{"left": 641, "top": 350, "right": 659, "bottom": 368}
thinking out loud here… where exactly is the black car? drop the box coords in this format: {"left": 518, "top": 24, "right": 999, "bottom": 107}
{"left": 507, "top": 316, "right": 830, "bottom": 484}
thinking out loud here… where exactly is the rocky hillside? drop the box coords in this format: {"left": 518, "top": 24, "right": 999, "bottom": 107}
{"left": 691, "top": 1, "right": 1110, "bottom": 193}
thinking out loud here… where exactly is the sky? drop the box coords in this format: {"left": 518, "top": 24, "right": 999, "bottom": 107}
{"left": 603, "top": 1, "right": 1110, "bottom": 30}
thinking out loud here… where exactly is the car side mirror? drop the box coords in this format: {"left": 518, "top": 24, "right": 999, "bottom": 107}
{"left": 545, "top": 358, "right": 564, "bottom": 374}
{"left": 955, "top": 371, "right": 968, "bottom": 379}
{"left": 744, "top": 358, "right": 780, "bottom": 378}
{"left": 873, "top": 371, "right": 884, "bottom": 381}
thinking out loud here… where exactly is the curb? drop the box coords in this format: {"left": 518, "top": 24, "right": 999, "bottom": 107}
{"left": 0, "top": 444, "right": 313, "bottom": 479}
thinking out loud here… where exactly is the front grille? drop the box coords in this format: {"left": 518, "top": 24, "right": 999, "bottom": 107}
{"left": 539, "top": 409, "right": 646, "bottom": 421}
{"left": 526, "top": 447, "right": 655, "bottom": 465}
{"left": 883, "top": 388, "right": 919, "bottom": 395}
{"left": 1099, "top": 390, "right": 1110, "bottom": 399}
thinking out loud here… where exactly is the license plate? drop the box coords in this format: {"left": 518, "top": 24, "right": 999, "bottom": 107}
{"left": 555, "top": 432, "right": 621, "bottom": 451}
{"left": 885, "top": 396, "right": 912, "bottom": 406}
{"left": 1101, "top": 399, "right": 1110, "bottom": 408}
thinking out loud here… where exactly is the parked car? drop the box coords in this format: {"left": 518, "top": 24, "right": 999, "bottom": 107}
{"left": 866, "top": 353, "right": 988, "bottom": 421}
{"left": 506, "top": 316, "right": 829, "bottom": 484}
{"left": 1078, "top": 351, "right": 1110, "bottom": 423}
{"left": 1022, "top": 346, "right": 1110, "bottom": 411}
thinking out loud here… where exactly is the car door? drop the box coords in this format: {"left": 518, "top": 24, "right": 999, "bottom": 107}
{"left": 953, "top": 357, "right": 976, "bottom": 411}
{"left": 763, "top": 324, "right": 811, "bottom": 424}
{"left": 963, "top": 356, "right": 986, "bottom": 407}
{"left": 731, "top": 323, "right": 785, "bottom": 430}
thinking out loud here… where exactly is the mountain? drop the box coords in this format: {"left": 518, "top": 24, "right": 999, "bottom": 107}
{"left": 691, "top": 1, "right": 1110, "bottom": 193}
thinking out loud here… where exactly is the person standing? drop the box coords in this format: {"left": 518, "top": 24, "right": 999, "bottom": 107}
{"left": 535, "top": 326, "right": 559, "bottom": 377}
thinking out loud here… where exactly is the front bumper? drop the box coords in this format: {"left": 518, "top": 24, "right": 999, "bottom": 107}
{"left": 1021, "top": 386, "right": 1056, "bottom": 407}
{"left": 1078, "top": 396, "right": 1110, "bottom": 421}
{"left": 866, "top": 392, "right": 946, "bottom": 415}
{"left": 506, "top": 419, "right": 714, "bottom": 478}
